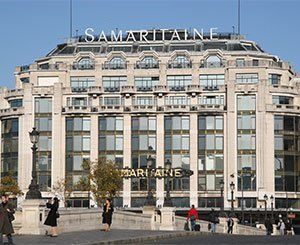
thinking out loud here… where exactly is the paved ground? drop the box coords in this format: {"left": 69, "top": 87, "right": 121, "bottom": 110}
{"left": 147, "top": 234, "right": 300, "bottom": 245}
{"left": 9, "top": 229, "right": 195, "bottom": 245}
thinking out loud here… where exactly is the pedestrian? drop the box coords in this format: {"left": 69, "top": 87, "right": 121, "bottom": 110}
{"left": 102, "top": 198, "right": 114, "bottom": 231}
{"left": 186, "top": 205, "right": 199, "bottom": 231}
{"left": 209, "top": 209, "right": 219, "bottom": 233}
{"left": 227, "top": 216, "right": 234, "bottom": 234}
{"left": 285, "top": 219, "right": 293, "bottom": 235}
{"left": 0, "top": 194, "right": 15, "bottom": 244}
{"left": 277, "top": 217, "right": 285, "bottom": 236}
{"left": 264, "top": 217, "right": 273, "bottom": 235}
{"left": 44, "top": 197, "right": 60, "bottom": 237}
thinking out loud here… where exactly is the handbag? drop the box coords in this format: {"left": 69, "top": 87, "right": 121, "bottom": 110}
{"left": 56, "top": 212, "right": 60, "bottom": 219}
{"left": 184, "top": 221, "right": 190, "bottom": 231}
{"left": 8, "top": 212, "right": 15, "bottom": 222}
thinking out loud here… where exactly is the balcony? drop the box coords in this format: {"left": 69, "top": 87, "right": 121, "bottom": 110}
{"left": 168, "top": 61, "right": 192, "bottom": 69}
{"left": 87, "top": 86, "right": 103, "bottom": 95}
{"left": 200, "top": 61, "right": 226, "bottom": 68}
{"left": 32, "top": 86, "right": 54, "bottom": 95}
{"left": 201, "top": 85, "right": 226, "bottom": 92}
{"left": 135, "top": 61, "right": 159, "bottom": 69}
{"left": 98, "top": 105, "right": 123, "bottom": 113}
{"left": 190, "top": 104, "right": 225, "bottom": 112}
{"left": 136, "top": 86, "right": 153, "bottom": 92}
{"left": 121, "top": 85, "right": 135, "bottom": 95}
{"left": 153, "top": 85, "right": 168, "bottom": 95}
{"left": 102, "top": 62, "right": 127, "bottom": 70}
{"left": 71, "top": 87, "right": 89, "bottom": 93}
{"left": 168, "top": 86, "right": 187, "bottom": 92}
{"left": 4, "top": 89, "right": 24, "bottom": 99}
{"left": 104, "top": 86, "right": 121, "bottom": 93}
{"left": 0, "top": 107, "right": 25, "bottom": 118}
{"left": 131, "top": 105, "right": 156, "bottom": 112}
{"left": 72, "top": 63, "right": 95, "bottom": 70}
{"left": 164, "top": 104, "right": 190, "bottom": 112}
{"left": 266, "top": 104, "right": 300, "bottom": 114}
{"left": 62, "top": 105, "right": 91, "bottom": 114}
{"left": 269, "top": 85, "right": 297, "bottom": 95}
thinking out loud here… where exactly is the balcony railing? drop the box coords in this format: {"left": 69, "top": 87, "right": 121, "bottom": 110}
{"left": 168, "top": 86, "right": 187, "bottom": 91}
{"left": 200, "top": 61, "right": 226, "bottom": 68}
{"left": 72, "top": 63, "right": 95, "bottom": 70}
{"left": 104, "top": 86, "right": 121, "bottom": 92}
{"left": 168, "top": 61, "right": 192, "bottom": 69}
{"left": 0, "top": 107, "right": 25, "bottom": 117}
{"left": 102, "top": 62, "right": 127, "bottom": 70}
{"left": 4, "top": 89, "right": 24, "bottom": 99}
{"left": 121, "top": 85, "right": 135, "bottom": 94}
{"left": 135, "top": 61, "right": 159, "bottom": 69}
{"left": 62, "top": 105, "right": 91, "bottom": 114}
{"left": 136, "top": 86, "right": 153, "bottom": 92}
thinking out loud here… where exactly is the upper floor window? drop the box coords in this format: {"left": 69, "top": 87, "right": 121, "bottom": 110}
{"left": 66, "top": 117, "right": 90, "bottom": 132}
{"left": 165, "top": 96, "right": 190, "bottom": 106}
{"left": 135, "top": 56, "right": 159, "bottom": 69}
{"left": 202, "top": 55, "right": 223, "bottom": 68}
{"left": 169, "top": 56, "right": 191, "bottom": 68}
{"left": 100, "top": 96, "right": 123, "bottom": 106}
{"left": 67, "top": 97, "right": 89, "bottom": 107}
{"left": 237, "top": 95, "right": 256, "bottom": 111}
{"left": 198, "top": 95, "right": 224, "bottom": 105}
{"left": 134, "top": 77, "right": 159, "bottom": 91}
{"left": 199, "top": 74, "right": 225, "bottom": 90}
{"left": 35, "top": 98, "right": 52, "bottom": 114}
{"left": 236, "top": 59, "right": 245, "bottom": 67}
{"left": 167, "top": 75, "right": 192, "bottom": 91}
{"left": 103, "top": 57, "right": 126, "bottom": 70}
{"left": 269, "top": 74, "right": 281, "bottom": 86}
{"left": 73, "top": 58, "right": 94, "bottom": 70}
{"left": 165, "top": 116, "right": 189, "bottom": 131}
{"left": 236, "top": 73, "right": 258, "bottom": 84}
{"left": 9, "top": 99, "right": 23, "bottom": 108}
{"left": 102, "top": 76, "right": 127, "bottom": 92}
{"left": 272, "top": 96, "right": 293, "bottom": 105}
{"left": 133, "top": 96, "right": 155, "bottom": 106}
{"left": 70, "top": 77, "right": 95, "bottom": 92}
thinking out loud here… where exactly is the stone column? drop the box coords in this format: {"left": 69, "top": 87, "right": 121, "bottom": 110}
{"left": 123, "top": 114, "right": 131, "bottom": 207}
{"left": 156, "top": 114, "right": 164, "bottom": 207}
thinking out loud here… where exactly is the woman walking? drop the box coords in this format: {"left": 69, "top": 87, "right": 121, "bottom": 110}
{"left": 102, "top": 198, "right": 114, "bottom": 231}
{"left": 0, "top": 194, "right": 14, "bottom": 244}
{"left": 44, "top": 197, "right": 60, "bottom": 237}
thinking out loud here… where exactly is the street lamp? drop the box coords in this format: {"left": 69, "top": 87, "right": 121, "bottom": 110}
{"left": 230, "top": 181, "right": 235, "bottom": 215}
{"left": 145, "top": 146, "right": 155, "bottom": 206}
{"left": 219, "top": 179, "right": 225, "bottom": 217}
{"left": 270, "top": 195, "right": 274, "bottom": 222}
{"left": 25, "top": 127, "right": 42, "bottom": 199}
{"left": 264, "top": 194, "right": 268, "bottom": 220}
{"left": 164, "top": 159, "right": 172, "bottom": 207}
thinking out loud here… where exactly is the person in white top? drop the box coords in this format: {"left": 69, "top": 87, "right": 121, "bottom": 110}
{"left": 277, "top": 218, "right": 285, "bottom": 236}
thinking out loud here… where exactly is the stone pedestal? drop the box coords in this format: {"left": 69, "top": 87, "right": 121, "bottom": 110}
{"left": 142, "top": 206, "right": 157, "bottom": 230}
{"left": 159, "top": 207, "right": 175, "bottom": 231}
{"left": 19, "top": 199, "right": 46, "bottom": 235}
{"left": 219, "top": 217, "right": 228, "bottom": 233}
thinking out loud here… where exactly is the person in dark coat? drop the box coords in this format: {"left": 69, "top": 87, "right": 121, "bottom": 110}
{"left": 264, "top": 217, "right": 273, "bottom": 235}
{"left": 209, "top": 209, "right": 219, "bottom": 233}
{"left": 0, "top": 194, "right": 15, "bottom": 244}
{"left": 44, "top": 197, "right": 59, "bottom": 237}
{"left": 227, "top": 216, "right": 234, "bottom": 234}
{"left": 102, "top": 198, "right": 114, "bottom": 231}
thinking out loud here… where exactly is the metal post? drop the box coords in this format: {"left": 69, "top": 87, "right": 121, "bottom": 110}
{"left": 145, "top": 150, "right": 155, "bottom": 206}
{"left": 164, "top": 159, "right": 172, "bottom": 207}
{"left": 231, "top": 189, "right": 234, "bottom": 212}
{"left": 241, "top": 175, "right": 244, "bottom": 224}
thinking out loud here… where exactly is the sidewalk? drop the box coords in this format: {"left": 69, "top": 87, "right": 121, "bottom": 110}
{"left": 11, "top": 229, "right": 203, "bottom": 245}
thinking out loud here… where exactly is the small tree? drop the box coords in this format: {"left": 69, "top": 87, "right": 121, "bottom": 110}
{"left": 52, "top": 177, "right": 74, "bottom": 207}
{"left": 89, "top": 158, "right": 123, "bottom": 206}
{"left": 0, "top": 171, "right": 22, "bottom": 197}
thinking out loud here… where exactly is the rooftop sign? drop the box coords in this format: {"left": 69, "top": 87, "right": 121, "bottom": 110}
{"left": 84, "top": 28, "right": 218, "bottom": 43}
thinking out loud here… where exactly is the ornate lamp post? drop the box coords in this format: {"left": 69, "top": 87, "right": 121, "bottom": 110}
{"left": 145, "top": 147, "right": 155, "bottom": 206}
{"left": 264, "top": 194, "right": 268, "bottom": 220}
{"left": 230, "top": 181, "right": 235, "bottom": 215}
{"left": 219, "top": 179, "right": 225, "bottom": 217}
{"left": 25, "top": 127, "right": 42, "bottom": 199}
{"left": 270, "top": 195, "right": 274, "bottom": 222}
{"left": 164, "top": 159, "right": 172, "bottom": 207}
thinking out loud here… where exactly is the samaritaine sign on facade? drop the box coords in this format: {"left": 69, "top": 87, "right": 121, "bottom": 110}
{"left": 120, "top": 168, "right": 194, "bottom": 179}
{"left": 84, "top": 27, "right": 218, "bottom": 43}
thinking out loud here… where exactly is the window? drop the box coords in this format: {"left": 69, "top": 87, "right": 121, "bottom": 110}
{"left": 272, "top": 96, "right": 293, "bottom": 105}
{"left": 237, "top": 134, "right": 256, "bottom": 150}
{"left": 104, "top": 57, "right": 126, "bottom": 69}
{"left": 237, "top": 115, "right": 256, "bottom": 130}
{"left": 101, "top": 96, "right": 122, "bottom": 106}
{"left": 269, "top": 74, "right": 281, "bottom": 85}
{"left": 70, "top": 77, "right": 95, "bottom": 90}
{"left": 67, "top": 97, "right": 89, "bottom": 107}
{"left": 199, "top": 74, "right": 225, "bottom": 88}
{"left": 167, "top": 75, "right": 192, "bottom": 90}
{"left": 236, "top": 73, "right": 258, "bottom": 84}
{"left": 165, "top": 96, "right": 190, "bottom": 105}
{"left": 204, "top": 56, "right": 222, "bottom": 68}
{"left": 237, "top": 95, "right": 256, "bottom": 111}
{"left": 35, "top": 98, "right": 52, "bottom": 113}
{"left": 236, "top": 59, "right": 245, "bottom": 67}
{"left": 165, "top": 116, "right": 189, "bottom": 131}
{"left": 238, "top": 155, "right": 256, "bottom": 170}
{"left": 73, "top": 58, "right": 94, "bottom": 70}
{"left": 102, "top": 76, "right": 127, "bottom": 92}
{"left": 169, "top": 56, "right": 191, "bottom": 68}
{"left": 9, "top": 99, "right": 22, "bottom": 108}
{"left": 133, "top": 97, "right": 154, "bottom": 106}
{"left": 199, "top": 95, "right": 224, "bottom": 105}
{"left": 198, "top": 116, "right": 223, "bottom": 130}
{"left": 134, "top": 77, "right": 159, "bottom": 91}
{"left": 136, "top": 56, "right": 159, "bottom": 69}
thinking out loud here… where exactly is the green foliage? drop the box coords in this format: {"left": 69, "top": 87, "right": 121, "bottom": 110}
{"left": 0, "top": 172, "right": 22, "bottom": 196}
{"left": 52, "top": 176, "right": 74, "bottom": 205}
{"left": 88, "top": 158, "right": 123, "bottom": 205}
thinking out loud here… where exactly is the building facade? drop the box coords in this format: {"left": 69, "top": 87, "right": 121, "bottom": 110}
{"left": 0, "top": 30, "right": 299, "bottom": 211}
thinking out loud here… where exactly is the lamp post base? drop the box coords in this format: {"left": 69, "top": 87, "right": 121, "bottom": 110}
{"left": 25, "top": 179, "right": 42, "bottom": 199}
{"left": 163, "top": 197, "right": 172, "bottom": 207}
{"left": 145, "top": 191, "right": 156, "bottom": 206}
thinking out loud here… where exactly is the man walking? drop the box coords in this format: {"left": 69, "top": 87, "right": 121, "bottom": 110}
{"left": 264, "top": 217, "right": 273, "bottom": 235}
{"left": 0, "top": 194, "right": 14, "bottom": 244}
{"left": 186, "top": 205, "right": 199, "bottom": 231}
{"left": 209, "top": 209, "right": 219, "bottom": 233}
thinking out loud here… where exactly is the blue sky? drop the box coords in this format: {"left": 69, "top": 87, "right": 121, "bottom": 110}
{"left": 0, "top": 0, "right": 299, "bottom": 88}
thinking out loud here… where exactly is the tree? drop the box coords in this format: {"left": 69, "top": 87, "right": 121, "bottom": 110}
{"left": 88, "top": 158, "right": 123, "bottom": 206}
{"left": 0, "top": 172, "right": 22, "bottom": 196}
{"left": 52, "top": 177, "right": 74, "bottom": 207}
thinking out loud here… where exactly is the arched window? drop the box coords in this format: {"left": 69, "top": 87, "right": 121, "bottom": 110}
{"left": 106, "top": 57, "right": 126, "bottom": 69}
{"left": 205, "top": 55, "right": 222, "bottom": 68}
{"left": 74, "top": 58, "right": 94, "bottom": 70}
{"left": 170, "top": 56, "right": 191, "bottom": 68}
{"left": 139, "top": 56, "right": 158, "bottom": 69}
